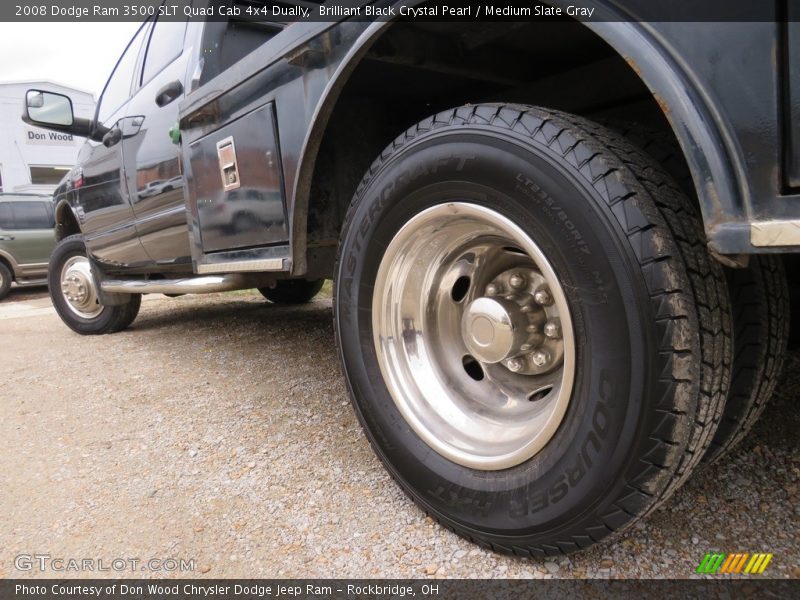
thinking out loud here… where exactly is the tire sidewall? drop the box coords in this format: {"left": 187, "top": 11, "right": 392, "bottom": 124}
{"left": 335, "top": 129, "right": 661, "bottom": 544}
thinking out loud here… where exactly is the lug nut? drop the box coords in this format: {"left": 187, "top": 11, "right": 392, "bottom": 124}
{"left": 506, "top": 358, "right": 523, "bottom": 372}
{"left": 531, "top": 351, "right": 549, "bottom": 367}
{"left": 509, "top": 273, "right": 526, "bottom": 289}
{"left": 526, "top": 324, "right": 539, "bottom": 334}
{"left": 485, "top": 284, "right": 500, "bottom": 296}
{"left": 520, "top": 343, "right": 532, "bottom": 352}
{"left": 544, "top": 320, "right": 561, "bottom": 339}
{"left": 534, "top": 288, "right": 553, "bottom": 306}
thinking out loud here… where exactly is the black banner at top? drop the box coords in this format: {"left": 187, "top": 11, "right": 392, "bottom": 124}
{"left": 1, "top": 0, "right": 798, "bottom": 23}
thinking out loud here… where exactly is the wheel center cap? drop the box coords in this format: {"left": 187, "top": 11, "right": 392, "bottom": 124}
{"left": 470, "top": 315, "right": 496, "bottom": 346}
{"left": 61, "top": 265, "right": 94, "bottom": 308}
{"left": 462, "top": 297, "right": 524, "bottom": 363}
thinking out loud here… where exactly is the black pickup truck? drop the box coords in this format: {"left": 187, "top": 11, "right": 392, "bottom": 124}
{"left": 23, "top": 0, "right": 800, "bottom": 556}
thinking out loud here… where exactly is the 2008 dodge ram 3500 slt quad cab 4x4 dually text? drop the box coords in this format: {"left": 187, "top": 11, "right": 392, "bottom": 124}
{"left": 22, "top": 0, "right": 800, "bottom": 556}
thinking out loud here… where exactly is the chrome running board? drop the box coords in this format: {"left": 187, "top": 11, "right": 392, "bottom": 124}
{"left": 101, "top": 274, "right": 268, "bottom": 295}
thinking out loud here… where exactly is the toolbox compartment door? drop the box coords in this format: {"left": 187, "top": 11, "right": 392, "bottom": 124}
{"left": 186, "top": 102, "right": 288, "bottom": 254}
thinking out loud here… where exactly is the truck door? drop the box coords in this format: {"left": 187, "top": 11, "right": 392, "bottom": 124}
{"left": 78, "top": 22, "right": 151, "bottom": 267}
{"left": 122, "top": 20, "right": 192, "bottom": 265}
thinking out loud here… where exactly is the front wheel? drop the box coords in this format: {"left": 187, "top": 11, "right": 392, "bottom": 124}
{"left": 48, "top": 235, "right": 141, "bottom": 335}
{"left": 334, "top": 105, "right": 731, "bottom": 555}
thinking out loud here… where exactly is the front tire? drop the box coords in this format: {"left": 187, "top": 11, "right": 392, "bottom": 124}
{"left": 48, "top": 235, "right": 141, "bottom": 335}
{"left": 334, "top": 105, "right": 731, "bottom": 555}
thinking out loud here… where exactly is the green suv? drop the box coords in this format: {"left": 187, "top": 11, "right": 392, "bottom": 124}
{"left": 0, "top": 194, "right": 56, "bottom": 300}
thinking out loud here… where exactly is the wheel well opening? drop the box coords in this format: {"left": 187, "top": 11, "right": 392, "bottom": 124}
{"left": 305, "top": 19, "right": 693, "bottom": 278}
{"left": 55, "top": 204, "right": 81, "bottom": 241}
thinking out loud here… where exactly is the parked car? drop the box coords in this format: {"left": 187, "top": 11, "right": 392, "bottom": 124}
{"left": 0, "top": 193, "right": 56, "bottom": 300}
{"left": 21, "top": 1, "right": 799, "bottom": 556}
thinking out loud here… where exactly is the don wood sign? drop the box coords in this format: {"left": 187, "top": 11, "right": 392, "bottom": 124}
{"left": 25, "top": 128, "right": 75, "bottom": 146}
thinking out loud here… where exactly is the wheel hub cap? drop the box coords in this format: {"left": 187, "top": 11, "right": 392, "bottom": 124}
{"left": 60, "top": 256, "right": 102, "bottom": 318}
{"left": 372, "top": 203, "right": 575, "bottom": 470}
{"left": 462, "top": 296, "right": 529, "bottom": 363}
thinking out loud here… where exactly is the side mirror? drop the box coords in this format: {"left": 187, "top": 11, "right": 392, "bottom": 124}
{"left": 22, "top": 88, "right": 101, "bottom": 140}
{"left": 25, "top": 90, "right": 74, "bottom": 127}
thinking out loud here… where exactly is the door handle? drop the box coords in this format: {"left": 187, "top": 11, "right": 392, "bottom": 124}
{"left": 0, "top": 235, "right": 14, "bottom": 241}
{"left": 155, "top": 80, "right": 183, "bottom": 107}
{"left": 102, "top": 127, "right": 122, "bottom": 147}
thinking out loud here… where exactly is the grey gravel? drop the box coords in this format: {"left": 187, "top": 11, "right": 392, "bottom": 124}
{"left": 1, "top": 288, "right": 798, "bottom": 579}
{"left": 544, "top": 562, "right": 560, "bottom": 574}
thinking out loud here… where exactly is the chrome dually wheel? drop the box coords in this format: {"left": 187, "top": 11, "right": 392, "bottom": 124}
{"left": 372, "top": 202, "right": 575, "bottom": 470}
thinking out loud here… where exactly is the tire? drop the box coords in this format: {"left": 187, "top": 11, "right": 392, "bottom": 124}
{"left": 600, "top": 121, "right": 788, "bottom": 463}
{"left": 334, "top": 104, "right": 732, "bottom": 555}
{"left": 703, "top": 256, "right": 790, "bottom": 462}
{"left": 0, "top": 261, "right": 12, "bottom": 300}
{"left": 258, "top": 279, "right": 324, "bottom": 304}
{"left": 596, "top": 119, "right": 694, "bottom": 196}
{"left": 48, "top": 235, "right": 141, "bottom": 335}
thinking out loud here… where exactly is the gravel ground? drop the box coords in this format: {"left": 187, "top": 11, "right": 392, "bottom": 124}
{"left": 1, "top": 288, "right": 798, "bottom": 579}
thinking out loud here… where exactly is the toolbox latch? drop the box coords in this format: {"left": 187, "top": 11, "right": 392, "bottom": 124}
{"left": 216, "top": 136, "right": 240, "bottom": 191}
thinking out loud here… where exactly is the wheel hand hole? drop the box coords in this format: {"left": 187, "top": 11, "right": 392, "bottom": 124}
{"left": 451, "top": 276, "right": 471, "bottom": 302}
{"left": 503, "top": 246, "right": 526, "bottom": 255}
{"left": 462, "top": 355, "right": 484, "bottom": 381}
{"left": 528, "top": 387, "right": 552, "bottom": 402}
